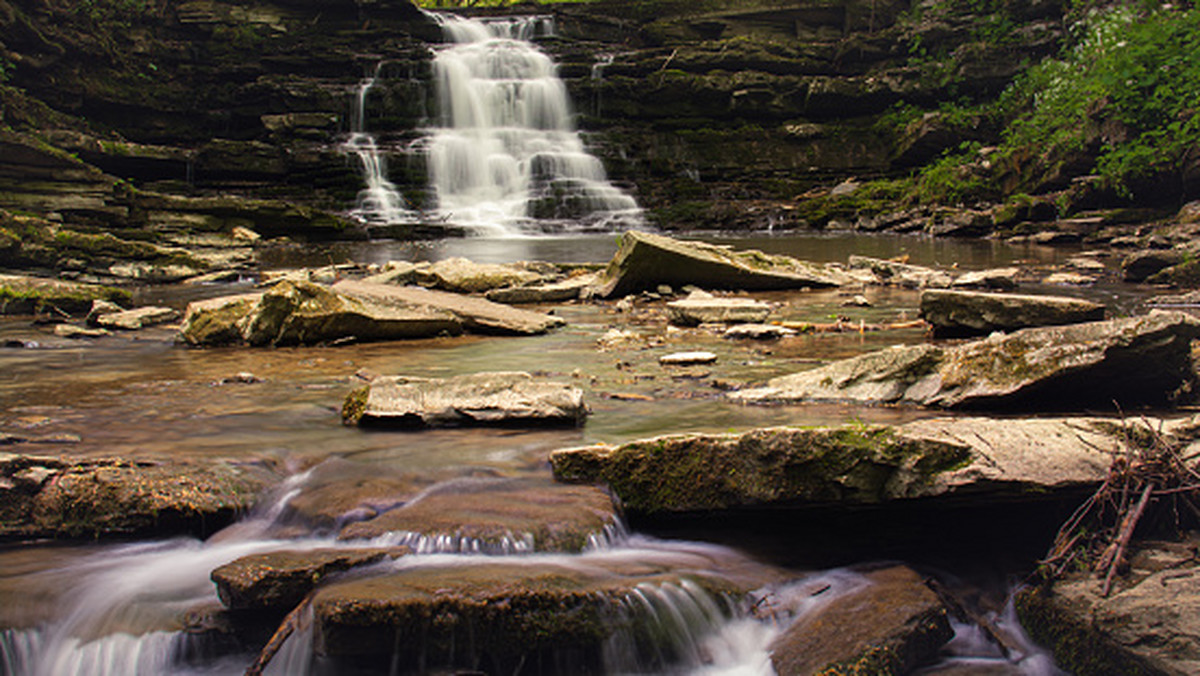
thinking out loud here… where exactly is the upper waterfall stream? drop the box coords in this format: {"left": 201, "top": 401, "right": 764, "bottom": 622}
{"left": 424, "top": 13, "right": 642, "bottom": 235}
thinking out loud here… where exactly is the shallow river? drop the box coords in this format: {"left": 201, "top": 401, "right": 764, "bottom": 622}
{"left": 0, "top": 233, "right": 1143, "bottom": 675}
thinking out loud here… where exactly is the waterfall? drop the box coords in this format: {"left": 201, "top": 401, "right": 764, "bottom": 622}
{"left": 344, "top": 62, "right": 414, "bottom": 226}
{"left": 425, "top": 13, "right": 642, "bottom": 236}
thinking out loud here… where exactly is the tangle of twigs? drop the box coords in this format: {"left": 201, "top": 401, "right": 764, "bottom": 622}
{"left": 1039, "top": 416, "right": 1200, "bottom": 597}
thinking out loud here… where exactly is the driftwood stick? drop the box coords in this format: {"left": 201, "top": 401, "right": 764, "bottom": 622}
{"left": 1101, "top": 482, "right": 1154, "bottom": 597}
{"left": 245, "top": 593, "right": 315, "bottom": 676}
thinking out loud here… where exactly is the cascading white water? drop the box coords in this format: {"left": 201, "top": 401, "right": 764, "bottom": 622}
{"left": 344, "top": 63, "right": 414, "bottom": 225}
{"left": 425, "top": 13, "right": 642, "bottom": 236}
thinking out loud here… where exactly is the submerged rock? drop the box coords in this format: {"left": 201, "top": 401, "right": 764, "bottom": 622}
{"left": 333, "top": 279, "right": 565, "bottom": 335}
{"left": 551, "top": 417, "right": 1129, "bottom": 515}
{"left": 733, "top": 311, "right": 1200, "bottom": 410}
{"left": 1015, "top": 537, "right": 1200, "bottom": 675}
{"left": 338, "top": 476, "right": 619, "bottom": 553}
{"left": 920, "top": 289, "right": 1106, "bottom": 337}
{"left": 770, "top": 565, "right": 952, "bottom": 676}
{"left": 211, "top": 547, "right": 407, "bottom": 611}
{"left": 0, "top": 274, "right": 129, "bottom": 316}
{"left": 0, "top": 454, "right": 274, "bottom": 539}
{"left": 592, "top": 230, "right": 854, "bottom": 298}
{"left": 342, "top": 371, "right": 588, "bottom": 428}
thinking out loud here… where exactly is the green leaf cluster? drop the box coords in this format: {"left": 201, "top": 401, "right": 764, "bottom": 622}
{"left": 999, "top": 5, "right": 1199, "bottom": 197}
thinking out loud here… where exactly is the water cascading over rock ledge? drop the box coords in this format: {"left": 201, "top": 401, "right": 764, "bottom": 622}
{"left": 421, "top": 12, "right": 643, "bottom": 235}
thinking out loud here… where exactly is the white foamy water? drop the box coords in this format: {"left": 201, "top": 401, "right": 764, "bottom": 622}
{"left": 344, "top": 62, "right": 415, "bottom": 225}
{"left": 425, "top": 12, "right": 642, "bottom": 235}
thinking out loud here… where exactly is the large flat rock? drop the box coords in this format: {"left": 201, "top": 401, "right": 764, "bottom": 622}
{"left": 337, "top": 476, "right": 619, "bottom": 553}
{"left": 333, "top": 279, "right": 565, "bottom": 335}
{"left": 592, "top": 230, "right": 857, "bottom": 298}
{"left": 732, "top": 311, "right": 1200, "bottom": 410}
{"left": 311, "top": 549, "right": 774, "bottom": 671}
{"left": 920, "top": 289, "right": 1106, "bottom": 337}
{"left": 343, "top": 371, "right": 588, "bottom": 428}
{"left": 550, "top": 417, "right": 1132, "bottom": 515}
{"left": 179, "top": 281, "right": 461, "bottom": 347}
{"left": 0, "top": 453, "right": 275, "bottom": 539}
{"left": 770, "top": 565, "right": 952, "bottom": 676}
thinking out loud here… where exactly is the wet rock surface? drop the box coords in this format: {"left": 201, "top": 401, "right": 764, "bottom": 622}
{"left": 732, "top": 311, "right": 1200, "bottom": 410}
{"left": 211, "top": 547, "right": 407, "bottom": 611}
{"left": 0, "top": 453, "right": 275, "bottom": 539}
{"left": 666, "top": 291, "right": 773, "bottom": 326}
{"left": 337, "top": 476, "right": 619, "bottom": 553}
{"left": 342, "top": 371, "right": 588, "bottom": 428}
{"left": 769, "top": 565, "right": 953, "bottom": 676}
{"left": 919, "top": 289, "right": 1106, "bottom": 337}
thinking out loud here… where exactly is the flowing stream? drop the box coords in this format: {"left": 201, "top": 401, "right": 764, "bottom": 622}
{"left": 0, "top": 233, "right": 1107, "bottom": 674}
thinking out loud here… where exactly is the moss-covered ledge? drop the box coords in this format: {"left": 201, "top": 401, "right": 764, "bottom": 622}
{"left": 550, "top": 417, "right": 1134, "bottom": 515}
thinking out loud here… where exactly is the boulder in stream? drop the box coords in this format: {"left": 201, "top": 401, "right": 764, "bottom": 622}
{"left": 770, "top": 565, "right": 953, "bottom": 676}
{"left": 919, "top": 289, "right": 1106, "bottom": 337}
{"left": 337, "top": 476, "right": 620, "bottom": 553}
{"left": 94, "top": 305, "right": 180, "bottom": 330}
{"left": 333, "top": 279, "right": 565, "bottom": 335}
{"left": 0, "top": 453, "right": 275, "bottom": 539}
{"left": 342, "top": 371, "right": 588, "bottom": 428}
{"left": 412, "top": 257, "right": 545, "bottom": 293}
{"left": 591, "top": 230, "right": 856, "bottom": 298}
{"left": 848, "top": 255, "right": 954, "bottom": 289}
{"left": 732, "top": 311, "right": 1200, "bottom": 410}
{"left": 551, "top": 417, "right": 1127, "bottom": 515}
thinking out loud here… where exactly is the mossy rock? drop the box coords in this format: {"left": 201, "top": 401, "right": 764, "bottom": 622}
{"left": 0, "top": 273, "right": 129, "bottom": 315}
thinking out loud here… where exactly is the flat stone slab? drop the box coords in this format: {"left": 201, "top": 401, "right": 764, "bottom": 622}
{"left": 95, "top": 306, "right": 180, "bottom": 330}
{"left": 311, "top": 549, "right": 772, "bottom": 668}
{"left": 0, "top": 453, "right": 275, "bottom": 539}
{"left": 666, "top": 295, "right": 772, "bottom": 326}
{"left": 770, "top": 565, "right": 952, "bottom": 676}
{"left": 211, "top": 547, "right": 407, "bottom": 611}
{"left": 723, "top": 323, "right": 797, "bottom": 340}
{"left": 337, "top": 476, "right": 619, "bottom": 553}
{"left": 950, "top": 267, "right": 1020, "bottom": 290}
{"left": 0, "top": 274, "right": 129, "bottom": 316}
{"left": 551, "top": 417, "right": 1138, "bottom": 515}
{"left": 920, "top": 289, "right": 1106, "bottom": 337}
{"left": 659, "top": 351, "right": 718, "bottom": 365}
{"left": 334, "top": 279, "right": 565, "bottom": 335}
{"left": 180, "top": 282, "right": 461, "bottom": 347}
{"left": 343, "top": 371, "right": 588, "bottom": 428}
{"left": 592, "top": 230, "right": 856, "bottom": 298}
{"left": 732, "top": 311, "right": 1200, "bottom": 410}
{"left": 485, "top": 274, "right": 596, "bottom": 304}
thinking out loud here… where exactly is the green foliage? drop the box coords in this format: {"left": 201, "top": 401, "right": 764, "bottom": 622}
{"left": 1001, "top": 6, "right": 1200, "bottom": 197}
{"left": 75, "top": 0, "right": 152, "bottom": 25}
{"left": 0, "top": 57, "right": 12, "bottom": 84}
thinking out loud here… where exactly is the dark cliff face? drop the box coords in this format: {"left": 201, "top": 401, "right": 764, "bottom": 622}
{"left": 0, "top": 0, "right": 1069, "bottom": 241}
